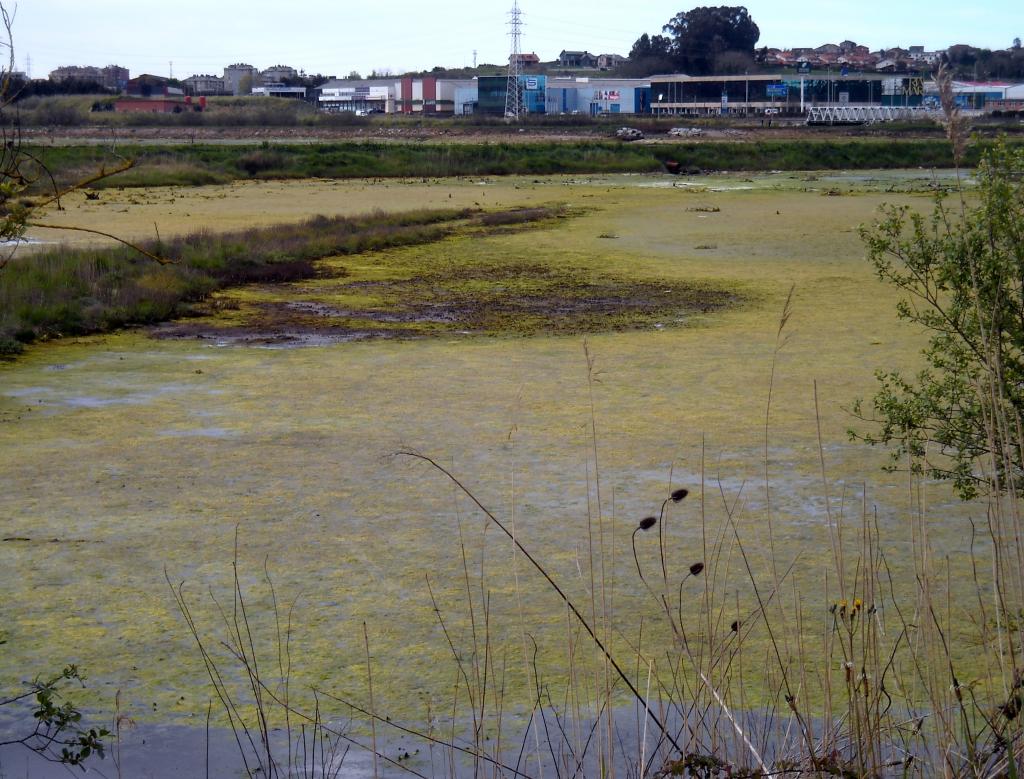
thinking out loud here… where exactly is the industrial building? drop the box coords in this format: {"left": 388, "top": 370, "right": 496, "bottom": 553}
{"left": 115, "top": 74, "right": 189, "bottom": 113}
{"left": 252, "top": 84, "right": 307, "bottom": 99}
{"left": 438, "top": 79, "right": 478, "bottom": 115}
{"left": 936, "top": 81, "right": 1021, "bottom": 110}
{"left": 317, "top": 77, "right": 477, "bottom": 115}
{"left": 545, "top": 77, "right": 650, "bottom": 115}
{"left": 649, "top": 73, "right": 927, "bottom": 115}
{"left": 986, "top": 83, "right": 1024, "bottom": 112}
{"left": 477, "top": 75, "right": 547, "bottom": 115}
{"left": 318, "top": 80, "right": 393, "bottom": 113}
{"left": 312, "top": 71, "right": 1023, "bottom": 118}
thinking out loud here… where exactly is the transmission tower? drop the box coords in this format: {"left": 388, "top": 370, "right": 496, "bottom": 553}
{"left": 504, "top": 0, "right": 523, "bottom": 120}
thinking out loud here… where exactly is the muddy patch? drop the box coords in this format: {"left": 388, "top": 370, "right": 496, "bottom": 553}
{"left": 153, "top": 260, "right": 738, "bottom": 346}
{"left": 153, "top": 321, "right": 395, "bottom": 347}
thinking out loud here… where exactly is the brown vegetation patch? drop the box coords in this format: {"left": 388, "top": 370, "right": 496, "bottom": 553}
{"left": 156, "top": 260, "right": 738, "bottom": 345}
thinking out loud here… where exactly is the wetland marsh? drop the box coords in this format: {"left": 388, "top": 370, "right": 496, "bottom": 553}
{"left": 1, "top": 169, "right": 992, "bottom": 775}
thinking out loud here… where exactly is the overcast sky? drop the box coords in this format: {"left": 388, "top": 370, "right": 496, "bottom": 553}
{"left": 13, "top": 0, "right": 1022, "bottom": 79}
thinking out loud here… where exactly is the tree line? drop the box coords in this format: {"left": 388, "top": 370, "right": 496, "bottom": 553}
{"left": 620, "top": 6, "right": 1024, "bottom": 79}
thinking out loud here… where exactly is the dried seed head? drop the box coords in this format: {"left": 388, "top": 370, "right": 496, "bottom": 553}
{"left": 670, "top": 488, "right": 689, "bottom": 503}
{"left": 1001, "top": 694, "right": 1021, "bottom": 721}
{"left": 689, "top": 562, "right": 705, "bottom": 576}
{"left": 638, "top": 516, "right": 657, "bottom": 531}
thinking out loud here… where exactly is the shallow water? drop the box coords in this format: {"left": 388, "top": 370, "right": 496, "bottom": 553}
{"left": 1, "top": 172, "right": 991, "bottom": 773}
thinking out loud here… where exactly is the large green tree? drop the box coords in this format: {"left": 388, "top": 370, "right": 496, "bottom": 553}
{"left": 626, "top": 6, "right": 760, "bottom": 77}
{"left": 662, "top": 6, "right": 760, "bottom": 75}
{"left": 620, "top": 33, "right": 676, "bottom": 77}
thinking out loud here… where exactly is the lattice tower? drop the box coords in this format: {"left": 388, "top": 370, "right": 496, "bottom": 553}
{"left": 504, "top": 1, "right": 523, "bottom": 120}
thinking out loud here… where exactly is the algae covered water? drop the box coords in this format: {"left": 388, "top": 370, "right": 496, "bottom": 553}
{"left": 1, "top": 172, "right": 983, "bottom": 774}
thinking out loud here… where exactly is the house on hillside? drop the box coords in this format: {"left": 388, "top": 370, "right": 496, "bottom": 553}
{"left": 559, "top": 50, "right": 598, "bottom": 68}
{"left": 907, "top": 46, "right": 941, "bottom": 65}
{"left": 515, "top": 52, "right": 541, "bottom": 67}
{"left": 597, "top": 54, "right": 627, "bottom": 70}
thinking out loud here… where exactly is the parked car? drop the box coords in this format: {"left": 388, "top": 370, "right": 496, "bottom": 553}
{"left": 615, "top": 127, "right": 644, "bottom": 141}
{"left": 668, "top": 127, "right": 703, "bottom": 138}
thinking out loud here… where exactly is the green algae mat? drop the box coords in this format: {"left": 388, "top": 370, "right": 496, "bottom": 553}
{"left": 1, "top": 171, "right": 989, "bottom": 730}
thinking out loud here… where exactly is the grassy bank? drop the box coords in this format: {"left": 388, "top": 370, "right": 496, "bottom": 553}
{"left": 0, "top": 208, "right": 482, "bottom": 354}
{"left": 2, "top": 201, "right": 741, "bottom": 355}
{"left": 25, "top": 138, "right": 1022, "bottom": 191}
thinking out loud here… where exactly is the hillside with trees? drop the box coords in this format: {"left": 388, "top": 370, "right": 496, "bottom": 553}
{"left": 625, "top": 5, "right": 760, "bottom": 76}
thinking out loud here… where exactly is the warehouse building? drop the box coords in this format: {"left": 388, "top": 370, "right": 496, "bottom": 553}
{"left": 438, "top": 79, "right": 478, "bottom": 115}
{"left": 649, "top": 73, "right": 926, "bottom": 115}
{"left": 318, "top": 77, "right": 480, "bottom": 115}
{"left": 477, "top": 75, "right": 547, "bottom": 115}
{"left": 545, "top": 77, "right": 651, "bottom": 115}
{"left": 318, "top": 79, "right": 394, "bottom": 113}
{"left": 934, "top": 81, "right": 1021, "bottom": 110}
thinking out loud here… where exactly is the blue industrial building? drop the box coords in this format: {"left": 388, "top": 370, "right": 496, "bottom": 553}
{"left": 477, "top": 75, "right": 548, "bottom": 115}
{"left": 545, "top": 78, "right": 651, "bottom": 115}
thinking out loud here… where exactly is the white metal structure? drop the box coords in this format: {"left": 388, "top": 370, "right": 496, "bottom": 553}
{"left": 805, "top": 105, "right": 941, "bottom": 124}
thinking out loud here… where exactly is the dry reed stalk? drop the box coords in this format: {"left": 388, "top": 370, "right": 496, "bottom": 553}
{"left": 362, "top": 623, "right": 378, "bottom": 779}
{"left": 936, "top": 63, "right": 970, "bottom": 171}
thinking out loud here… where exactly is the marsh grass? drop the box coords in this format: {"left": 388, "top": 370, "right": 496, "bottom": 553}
{"left": 1, "top": 206, "right": 577, "bottom": 353}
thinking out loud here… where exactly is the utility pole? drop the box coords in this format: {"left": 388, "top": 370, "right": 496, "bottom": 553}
{"left": 473, "top": 49, "right": 477, "bottom": 69}
{"left": 504, "top": 0, "right": 523, "bottom": 120}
